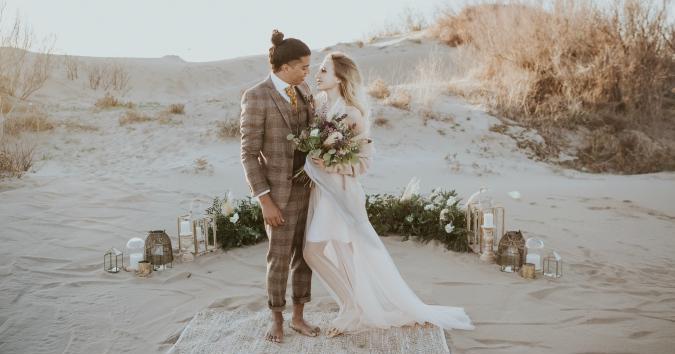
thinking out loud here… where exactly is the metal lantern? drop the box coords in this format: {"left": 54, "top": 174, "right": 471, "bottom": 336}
{"left": 465, "top": 187, "right": 505, "bottom": 254}
{"left": 543, "top": 251, "right": 563, "bottom": 278}
{"left": 104, "top": 248, "right": 123, "bottom": 273}
{"left": 144, "top": 230, "right": 173, "bottom": 271}
{"left": 499, "top": 245, "right": 521, "bottom": 273}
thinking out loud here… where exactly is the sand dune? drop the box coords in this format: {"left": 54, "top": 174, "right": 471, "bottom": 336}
{"left": 1, "top": 34, "right": 674, "bottom": 353}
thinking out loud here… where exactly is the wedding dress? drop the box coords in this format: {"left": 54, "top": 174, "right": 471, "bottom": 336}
{"left": 303, "top": 93, "right": 475, "bottom": 333}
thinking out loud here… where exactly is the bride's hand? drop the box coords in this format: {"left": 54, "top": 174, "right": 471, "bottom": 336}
{"left": 311, "top": 157, "right": 325, "bottom": 169}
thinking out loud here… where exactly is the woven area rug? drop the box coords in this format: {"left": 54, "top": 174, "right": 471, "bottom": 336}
{"left": 167, "top": 308, "right": 452, "bottom": 354}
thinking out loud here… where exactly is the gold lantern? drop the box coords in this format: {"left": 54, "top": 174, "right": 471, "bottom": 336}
{"left": 465, "top": 187, "right": 505, "bottom": 254}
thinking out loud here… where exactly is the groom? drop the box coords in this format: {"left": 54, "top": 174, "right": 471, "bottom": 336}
{"left": 239, "top": 29, "right": 320, "bottom": 343}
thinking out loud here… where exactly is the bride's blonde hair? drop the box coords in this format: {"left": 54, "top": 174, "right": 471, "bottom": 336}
{"left": 329, "top": 52, "right": 367, "bottom": 117}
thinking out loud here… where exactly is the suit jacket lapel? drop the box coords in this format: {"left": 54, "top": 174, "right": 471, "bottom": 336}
{"left": 264, "top": 75, "right": 292, "bottom": 130}
{"left": 296, "top": 83, "right": 315, "bottom": 124}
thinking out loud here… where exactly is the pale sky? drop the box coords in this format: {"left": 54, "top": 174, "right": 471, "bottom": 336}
{"left": 2, "top": 1, "right": 670, "bottom": 62}
{"left": 0, "top": 0, "right": 447, "bottom": 62}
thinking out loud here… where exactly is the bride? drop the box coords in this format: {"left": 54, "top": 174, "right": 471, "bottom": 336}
{"left": 303, "top": 52, "right": 475, "bottom": 338}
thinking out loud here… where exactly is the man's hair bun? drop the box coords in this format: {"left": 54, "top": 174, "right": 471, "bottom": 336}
{"left": 271, "top": 29, "right": 285, "bottom": 46}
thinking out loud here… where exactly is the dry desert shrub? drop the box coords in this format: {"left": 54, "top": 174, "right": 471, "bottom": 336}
{"left": 118, "top": 110, "right": 152, "bottom": 126}
{"left": 217, "top": 119, "right": 240, "bottom": 139}
{"left": 2, "top": 107, "right": 54, "bottom": 136}
{"left": 386, "top": 89, "right": 411, "bottom": 110}
{"left": 432, "top": 0, "right": 675, "bottom": 173}
{"left": 95, "top": 93, "right": 134, "bottom": 109}
{"left": 88, "top": 62, "right": 130, "bottom": 91}
{"left": 0, "top": 138, "right": 35, "bottom": 177}
{"left": 168, "top": 103, "right": 185, "bottom": 114}
{"left": 0, "top": 8, "right": 54, "bottom": 100}
{"left": 368, "top": 79, "right": 391, "bottom": 99}
{"left": 63, "top": 55, "right": 79, "bottom": 80}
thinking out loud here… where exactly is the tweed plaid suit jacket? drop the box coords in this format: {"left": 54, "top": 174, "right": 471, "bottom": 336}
{"left": 240, "top": 75, "right": 314, "bottom": 210}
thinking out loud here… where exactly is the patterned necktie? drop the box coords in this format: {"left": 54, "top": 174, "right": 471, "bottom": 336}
{"left": 284, "top": 85, "right": 298, "bottom": 112}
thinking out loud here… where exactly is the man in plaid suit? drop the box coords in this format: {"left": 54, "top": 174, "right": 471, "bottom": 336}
{"left": 240, "top": 30, "right": 320, "bottom": 343}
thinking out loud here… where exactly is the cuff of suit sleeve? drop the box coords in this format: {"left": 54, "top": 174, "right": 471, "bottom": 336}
{"left": 253, "top": 189, "right": 270, "bottom": 200}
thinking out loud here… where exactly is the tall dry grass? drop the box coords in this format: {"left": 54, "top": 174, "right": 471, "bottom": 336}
{"left": 0, "top": 5, "right": 54, "bottom": 100}
{"left": 431, "top": 0, "right": 675, "bottom": 173}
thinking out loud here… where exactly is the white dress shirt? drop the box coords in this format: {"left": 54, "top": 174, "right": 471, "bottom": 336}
{"left": 254, "top": 72, "right": 294, "bottom": 200}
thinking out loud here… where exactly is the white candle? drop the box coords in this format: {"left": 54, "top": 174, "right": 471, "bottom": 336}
{"left": 482, "top": 213, "right": 494, "bottom": 228}
{"left": 129, "top": 253, "right": 143, "bottom": 270}
{"left": 526, "top": 253, "right": 541, "bottom": 271}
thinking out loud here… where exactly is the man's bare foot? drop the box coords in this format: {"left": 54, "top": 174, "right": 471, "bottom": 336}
{"left": 326, "top": 327, "right": 344, "bottom": 338}
{"left": 290, "top": 317, "right": 320, "bottom": 337}
{"left": 265, "top": 313, "right": 284, "bottom": 343}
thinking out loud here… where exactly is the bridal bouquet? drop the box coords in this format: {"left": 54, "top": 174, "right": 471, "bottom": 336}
{"left": 287, "top": 113, "right": 365, "bottom": 182}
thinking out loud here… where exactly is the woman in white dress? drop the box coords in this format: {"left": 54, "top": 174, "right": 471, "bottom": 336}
{"left": 303, "top": 52, "right": 475, "bottom": 338}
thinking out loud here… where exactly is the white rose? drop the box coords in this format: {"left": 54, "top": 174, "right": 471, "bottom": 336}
{"left": 433, "top": 195, "right": 445, "bottom": 205}
{"left": 229, "top": 212, "right": 239, "bottom": 224}
{"left": 446, "top": 196, "right": 456, "bottom": 206}
{"left": 440, "top": 208, "right": 450, "bottom": 221}
{"left": 310, "top": 128, "right": 320, "bottom": 137}
{"left": 444, "top": 223, "right": 454, "bottom": 234}
{"left": 424, "top": 204, "right": 434, "bottom": 211}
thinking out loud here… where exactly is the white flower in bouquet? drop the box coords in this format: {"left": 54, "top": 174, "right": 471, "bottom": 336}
{"left": 310, "top": 128, "right": 320, "bottom": 137}
{"left": 229, "top": 212, "right": 239, "bottom": 224}
{"left": 222, "top": 200, "right": 234, "bottom": 216}
{"left": 433, "top": 195, "right": 445, "bottom": 205}
{"left": 424, "top": 204, "right": 435, "bottom": 211}
{"left": 400, "top": 177, "right": 420, "bottom": 202}
{"left": 323, "top": 131, "right": 343, "bottom": 147}
{"left": 405, "top": 214, "right": 414, "bottom": 223}
{"left": 444, "top": 223, "right": 454, "bottom": 234}
{"left": 446, "top": 196, "right": 457, "bottom": 206}
{"left": 440, "top": 208, "right": 450, "bottom": 221}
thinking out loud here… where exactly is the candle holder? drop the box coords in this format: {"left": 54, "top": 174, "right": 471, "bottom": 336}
{"left": 520, "top": 263, "right": 536, "bottom": 279}
{"left": 136, "top": 260, "right": 153, "bottom": 277}
{"left": 479, "top": 225, "right": 497, "bottom": 263}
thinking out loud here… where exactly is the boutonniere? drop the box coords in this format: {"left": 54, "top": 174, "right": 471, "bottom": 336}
{"left": 306, "top": 93, "right": 315, "bottom": 111}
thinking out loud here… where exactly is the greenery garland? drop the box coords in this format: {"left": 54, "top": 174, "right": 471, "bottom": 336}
{"left": 206, "top": 188, "right": 470, "bottom": 253}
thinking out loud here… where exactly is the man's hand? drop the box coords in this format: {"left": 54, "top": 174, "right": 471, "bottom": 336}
{"left": 259, "top": 194, "right": 285, "bottom": 227}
